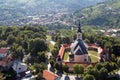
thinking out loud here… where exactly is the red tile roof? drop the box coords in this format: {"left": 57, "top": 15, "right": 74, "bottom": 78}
{"left": 0, "top": 48, "right": 9, "bottom": 54}
{"left": 43, "top": 70, "right": 59, "bottom": 80}
{"left": 0, "top": 54, "right": 12, "bottom": 66}
{"left": 58, "top": 44, "right": 70, "bottom": 59}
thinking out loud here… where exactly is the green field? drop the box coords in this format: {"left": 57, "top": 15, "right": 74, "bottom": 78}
{"left": 63, "top": 52, "right": 69, "bottom": 61}
{"left": 63, "top": 50, "right": 99, "bottom": 62}
{"left": 88, "top": 50, "right": 99, "bottom": 62}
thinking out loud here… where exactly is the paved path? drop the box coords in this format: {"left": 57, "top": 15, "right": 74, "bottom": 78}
{"left": 50, "top": 41, "right": 56, "bottom": 46}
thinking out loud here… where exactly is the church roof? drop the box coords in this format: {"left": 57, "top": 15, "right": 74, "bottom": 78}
{"left": 71, "top": 39, "right": 88, "bottom": 55}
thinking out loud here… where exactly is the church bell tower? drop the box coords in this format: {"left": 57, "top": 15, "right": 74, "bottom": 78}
{"left": 77, "top": 21, "right": 82, "bottom": 40}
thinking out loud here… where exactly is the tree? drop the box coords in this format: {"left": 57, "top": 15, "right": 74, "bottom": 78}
{"left": 50, "top": 60, "right": 55, "bottom": 68}
{"left": 34, "top": 62, "right": 47, "bottom": 74}
{"left": 95, "top": 63, "right": 103, "bottom": 70}
{"left": 29, "top": 38, "right": 48, "bottom": 55}
{"left": 110, "top": 54, "right": 117, "bottom": 62}
{"left": 51, "top": 48, "right": 59, "bottom": 57}
{"left": 117, "top": 58, "right": 120, "bottom": 67}
{"left": 22, "top": 40, "right": 28, "bottom": 52}
{"left": 86, "top": 68, "right": 99, "bottom": 80}
{"left": 103, "top": 62, "right": 112, "bottom": 72}
{"left": 99, "top": 68, "right": 108, "bottom": 80}
{"left": 73, "top": 64, "right": 80, "bottom": 77}
{"left": 79, "top": 64, "right": 84, "bottom": 76}
{"left": 37, "top": 52, "right": 47, "bottom": 63}
{"left": 6, "top": 34, "right": 16, "bottom": 45}
{"left": 87, "top": 65, "right": 93, "bottom": 70}
{"left": 0, "top": 40, "right": 7, "bottom": 47}
{"left": 83, "top": 74, "right": 95, "bottom": 80}
{"left": 54, "top": 62, "right": 61, "bottom": 71}
{"left": 12, "top": 46, "right": 24, "bottom": 60}
{"left": 36, "top": 72, "right": 43, "bottom": 80}
{"left": 62, "top": 64, "right": 69, "bottom": 75}
{"left": 62, "top": 37, "right": 71, "bottom": 44}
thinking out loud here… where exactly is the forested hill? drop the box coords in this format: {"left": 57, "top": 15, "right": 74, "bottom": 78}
{"left": 0, "top": 0, "right": 106, "bottom": 26}
{"left": 73, "top": 0, "right": 120, "bottom": 28}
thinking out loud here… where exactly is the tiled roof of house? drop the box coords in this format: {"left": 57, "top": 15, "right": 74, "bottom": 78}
{"left": 43, "top": 70, "right": 59, "bottom": 80}
{"left": 0, "top": 54, "right": 12, "bottom": 66}
{"left": 59, "top": 45, "right": 65, "bottom": 59}
{"left": 58, "top": 44, "right": 70, "bottom": 59}
{"left": 0, "top": 48, "right": 9, "bottom": 54}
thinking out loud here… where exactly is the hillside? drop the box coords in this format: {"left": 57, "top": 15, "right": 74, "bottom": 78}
{"left": 73, "top": 0, "right": 120, "bottom": 28}
{"left": 0, "top": 0, "right": 106, "bottom": 26}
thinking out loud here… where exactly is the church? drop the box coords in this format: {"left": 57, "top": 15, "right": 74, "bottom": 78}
{"left": 69, "top": 23, "right": 90, "bottom": 63}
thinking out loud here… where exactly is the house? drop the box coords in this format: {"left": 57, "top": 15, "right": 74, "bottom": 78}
{"left": 0, "top": 47, "right": 13, "bottom": 71}
{"left": 0, "top": 47, "right": 10, "bottom": 59}
{"left": 12, "top": 61, "right": 28, "bottom": 78}
{"left": 43, "top": 70, "right": 59, "bottom": 80}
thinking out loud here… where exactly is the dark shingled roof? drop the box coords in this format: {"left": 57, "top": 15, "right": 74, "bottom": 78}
{"left": 71, "top": 39, "right": 88, "bottom": 55}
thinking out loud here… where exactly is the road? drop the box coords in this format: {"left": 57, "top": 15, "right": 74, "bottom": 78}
{"left": 50, "top": 41, "right": 56, "bottom": 46}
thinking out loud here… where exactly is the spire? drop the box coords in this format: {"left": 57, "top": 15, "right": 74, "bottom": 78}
{"left": 77, "top": 20, "right": 82, "bottom": 33}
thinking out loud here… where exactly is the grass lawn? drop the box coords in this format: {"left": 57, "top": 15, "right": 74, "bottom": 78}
{"left": 63, "top": 52, "right": 69, "bottom": 60}
{"left": 46, "top": 35, "right": 51, "bottom": 41}
{"left": 63, "top": 50, "right": 99, "bottom": 62}
{"left": 90, "top": 55, "right": 99, "bottom": 62}
{"left": 49, "top": 43, "right": 54, "bottom": 52}
{"left": 88, "top": 50, "right": 99, "bottom": 62}
{"left": 88, "top": 50, "right": 98, "bottom": 56}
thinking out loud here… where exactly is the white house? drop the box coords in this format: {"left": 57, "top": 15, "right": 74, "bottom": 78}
{"left": 12, "top": 61, "right": 27, "bottom": 74}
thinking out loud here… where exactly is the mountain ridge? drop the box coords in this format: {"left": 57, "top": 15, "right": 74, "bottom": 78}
{"left": 0, "top": 0, "right": 106, "bottom": 26}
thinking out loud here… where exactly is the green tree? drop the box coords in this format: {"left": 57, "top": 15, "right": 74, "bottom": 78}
{"left": 22, "top": 40, "right": 28, "bottom": 52}
{"left": 12, "top": 46, "right": 24, "bottom": 60}
{"left": 117, "top": 58, "right": 120, "bottom": 67}
{"left": 51, "top": 48, "right": 59, "bottom": 57}
{"left": 62, "top": 64, "right": 69, "bottom": 75}
{"left": 0, "top": 40, "right": 7, "bottom": 47}
{"left": 83, "top": 74, "right": 95, "bottom": 80}
{"left": 37, "top": 52, "right": 47, "bottom": 62}
{"left": 50, "top": 60, "right": 55, "bottom": 68}
{"left": 6, "top": 34, "right": 16, "bottom": 45}
{"left": 87, "top": 65, "right": 93, "bottom": 70}
{"left": 36, "top": 72, "right": 43, "bottom": 80}
{"left": 103, "top": 62, "right": 112, "bottom": 72}
{"left": 86, "top": 68, "right": 99, "bottom": 80}
{"left": 54, "top": 62, "right": 61, "bottom": 71}
{"left": 99, "top": 68, "right": 108, "bottom": 80}
{"left": 29, "top": 38, "right": 48, "bottom": 55}
{"left": 79, "top": 64, "right": 84, "bottom": 76}
{"left": 95, "top": 63, "right": 103, "bottom": 70}
{"left": 34, "top": 62, "right": 47, "bottom": 74}
{"left": 73, "top": 64, "right": 80, "bottom": 77}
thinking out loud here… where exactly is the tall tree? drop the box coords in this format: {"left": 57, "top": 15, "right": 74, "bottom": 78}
{"left": 73, "top": 64, "right": 80, "bottom": 77}
{"left": 99, "top": 68, "right": 108, "bottom": 80}
{"left": 29, "top": 38, "right": 48, "bottom": 55}
{"left": 83, "top": 74, "right": 95, "bottom": 80}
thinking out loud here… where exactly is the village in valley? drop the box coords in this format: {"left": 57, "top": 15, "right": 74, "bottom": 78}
{"left": 0, "top": 0, "right": 120, "bottom": 80}
{"left": 0, "top": 21, "right": 120, "bottom": 80}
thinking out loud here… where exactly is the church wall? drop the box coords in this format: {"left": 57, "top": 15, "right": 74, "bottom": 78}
{"left": 74, "top": 54, "right": 89, "bottom": 62}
